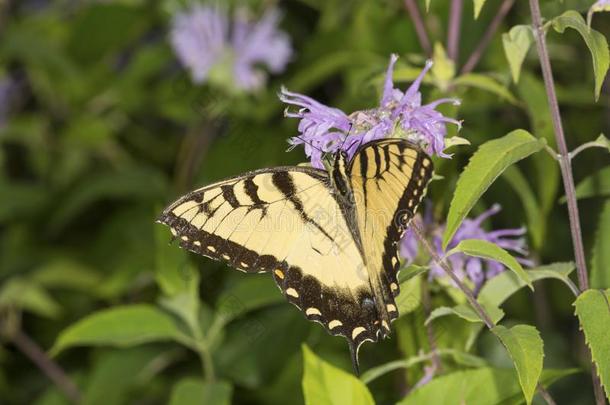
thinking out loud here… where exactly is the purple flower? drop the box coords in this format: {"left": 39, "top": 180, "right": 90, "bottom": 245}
{"left": 232, "top": 8, "right": 292, "bottom": 90}
{"left": 400, "top": 204, "right": 532, "bottom": 293}
{"left": 588, "top": 0, "right": 610, "bottom": 26}
{"left": 170, "top": 5, "right": 291, "bottom": 91}
{"left": 280, "top": 54, "right": 461, "bottom": 168}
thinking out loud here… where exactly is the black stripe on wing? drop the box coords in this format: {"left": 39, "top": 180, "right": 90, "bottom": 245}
{"left": 157, "top": 166, "right": 329, "bottom": 274}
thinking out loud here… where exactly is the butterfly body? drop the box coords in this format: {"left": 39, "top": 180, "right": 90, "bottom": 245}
{"left": 158, "top": 139, "right": 433, "bottom": 373}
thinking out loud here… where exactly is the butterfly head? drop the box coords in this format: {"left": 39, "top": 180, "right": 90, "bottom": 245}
{"left": 330, "top": 150, "right": 351, "bottom": 197}
{"left": 333, "top": 149, "right": 349, "bottom": 171}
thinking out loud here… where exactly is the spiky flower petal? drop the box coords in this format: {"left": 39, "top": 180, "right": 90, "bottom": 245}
{"left": 280, "top": 54, "right": 461, "bottom": 168}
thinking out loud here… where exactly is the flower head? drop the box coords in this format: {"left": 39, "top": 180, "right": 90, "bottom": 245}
{"left": 400, "top": 204, "right": 531, "bottom": 293}
{"left": 280, "top": 54, "right": 461, "bottom": 168}
{"left": 170, "top": 5, "right": 291, "bottom": 91}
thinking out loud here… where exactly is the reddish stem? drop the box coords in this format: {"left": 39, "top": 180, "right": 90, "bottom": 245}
{"left": 447, "top": 0, "right": 463, "bottom": 63}
{"left": 461, "top": 0, "right": 515, "bottom": 74}
{"left": 528, "top": 1, "right": 606, "bottom": 403}
{"left": 403, "top": 0, "right": 432, "bottom": 56}
{"left": 12, "top": 330, "right": 81, "bottom": 403}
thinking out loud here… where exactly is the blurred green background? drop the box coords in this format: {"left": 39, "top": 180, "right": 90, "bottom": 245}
{"left": 1, "top": 0, "right": 609, "bottom": 404}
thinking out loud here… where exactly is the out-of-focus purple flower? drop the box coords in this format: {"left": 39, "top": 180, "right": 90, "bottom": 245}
{"left": 170, "top": 5, "right": 228, "bottom": 84}
{"left": 400, "top": 204, "right": 532, "bottom": 293}
{"left": 279, "top": 54, "right": 461, "bottom": 168}
{"left": 588, "top": 0, "right": 610, "bottom": 26}
{"left": 170, "top": 5, "right": 291, "bottom": 91}
{"left": 232, "top": 8, "right": 292, "bottom": 90}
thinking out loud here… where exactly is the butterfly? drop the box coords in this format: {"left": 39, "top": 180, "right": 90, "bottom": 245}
{"left": 158, "top": 138, "right": 433, "bottom": 374}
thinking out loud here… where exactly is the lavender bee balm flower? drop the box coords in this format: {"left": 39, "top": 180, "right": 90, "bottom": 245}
{"left": 401, "top": 204, "right": 532, "bottom": 293}
{"left": 170, "top": 5, "right": 292, "bottom": 91}
{"left": 280, "top": 54, "right": 461, "bottom": 168}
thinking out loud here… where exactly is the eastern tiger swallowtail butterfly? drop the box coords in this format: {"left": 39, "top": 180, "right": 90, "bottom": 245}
{"left": 158, "top": 138, "right": 433, "bottom": 374}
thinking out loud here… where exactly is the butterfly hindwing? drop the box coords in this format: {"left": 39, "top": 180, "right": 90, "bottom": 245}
{"left": 349, "top": 139, "right": 433, "bottom": 330}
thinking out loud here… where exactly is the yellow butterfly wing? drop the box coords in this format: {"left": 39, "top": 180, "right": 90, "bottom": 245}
{"left": 349, "top": 139, "right": 433, "bottom": 333}
{"left": 159, "top": 167, "right": 383, "bottom": 358}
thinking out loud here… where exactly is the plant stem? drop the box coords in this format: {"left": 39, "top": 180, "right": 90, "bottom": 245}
{"left": 411, "top": 221, "right": 493, "bottom": 328}
{"left": 411, "top": 220, "right": 557, "bottom": 404}
{"left": 174, "top": 120, "right": 216, "bottom": 194}
{"left": 527, "top": 0, "right": 589, "bottom": 291}
{"left": 569, "top": 139, "right": 609, "bottom": 160}
{"left": 461, "top": 0, "right": 515, "bottom": 74}
{"left": 528, "top": 1, "right": 606, "bottom": 403}
{"left": 447, "top": 0, "right": 463, "bottom": 64}
{"left": 421, "top": 252, "right": 442, "bottom": 372}
{"left": 403, "top": 0, "right": 432, "bottom": 56}
{"left": 198, "top": 343, "right": 216, "bottom": 382}
{"left": 538, "top": 386, "right": 558, "bottom": 405}
{"left": 11, "top": 330, "right": 81, "bottom": 403}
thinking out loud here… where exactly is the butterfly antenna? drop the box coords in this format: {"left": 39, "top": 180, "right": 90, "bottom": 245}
{"left": 290, "top": 134, "right": 335, "bottom": 164}
{"left": 348, "top": 341, "right": 361, "bottom": 376}
{"left": 291, "top": 135, "right": 324, "bottom": 154}
{"left": 337, "top": 122, "right": 353, "bottom": 155}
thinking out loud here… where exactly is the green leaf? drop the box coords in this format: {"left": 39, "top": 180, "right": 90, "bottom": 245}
{"left": 360, "top": 349, "right": 486, "bottom": 384}
{"left": 30, "top": 259, "right": 102, "bottom": 293}
{"left": 502, "top": 25, "right": 534, "bottom": 83}
{"left": 169, "top": 378, "right": 232, "bottom": 405}
{"left": 51, "top": 304, "right": 181, "bottom": 355}
{"left": 492, "top": 325, "right": 544, "bottom": 404}
{"left": 443, "top": 129, "right": 544, "bottom": 249}
{"left": 396, "top": 274, "right": 422, "bottom": 316}
{"left": 591, "top": 201, "right": 610, "bottom": 289}
{"left": 426, "top": 301, "right": 504, "bottom": 325}
{"left": 447, "top": 239, "right": 533, "bottom": 289}
{"left": 503, "top": 166, "right": 545, "bottom": 250}
{"left": 155, "top": 222, "right": 195, "bottom": 297}
{"left": 83, "top": 347, "right": 160, "bottom": 405}
{"left": 572, "top": 166, "right": 610, "bottom": 200}
{"left": 48, "top": 166, "right": 167, "bottom": 233}
{"left": 551, "top": 10, "right": 610, "bottom": 100}
{"left": 67, "top": 4, "right": 147, "bottom": 65}
{"left": 302, "top": 345, "right": 374, "bottom": 405}
{"left": 444, "top": 136, "right": 471, "bottom": 150}
{"left": 479, "top": 262, "right": 578, "bottom": 307}
{"left": 432, "top": 42, "right": 455, "bottom": 91}
{"left": 397, "top": 367, "right": 577, "bottom": 404}
{"left": 398, "top": 264, "right": 429, "bottom": 283}
{"left": 473, "top": 0, "right": 487, "bottom": 19}
{"left": 517, "top": 73, "right": 560, "bottom": 215}
{"left": 158, "top": 273, "right": 201, "bottom": 338}
{"left": 574, "top": 289, "right": 610, "bottom": 400}
{"left": 360, "top": 359, "right": 423, "bottom": 385}
{"left": 287, "top": 51, "right": 377, "bottom": 93}
{"left": 0, "top": 277, "right": 61, "bottom": 319}
{"left": 215, "top": 276, "right": 283, "bottom": 324}
{"left": 453, "top": 73, "right": 518, "bottom": 104}
{"left": 425, "top": 0, "right": 432, "bottom": 12}
{"left": 0, "top": 179, "right": 48, "bottom": 223}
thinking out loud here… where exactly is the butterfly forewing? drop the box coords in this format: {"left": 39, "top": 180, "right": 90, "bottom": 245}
{"left": 158, "top": 166, "right": 384, "bottom": 350}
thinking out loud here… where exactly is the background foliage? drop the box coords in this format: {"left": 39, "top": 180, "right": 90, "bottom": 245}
{"left": 1, "top": 0, "right": 609, "bottom": 404}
